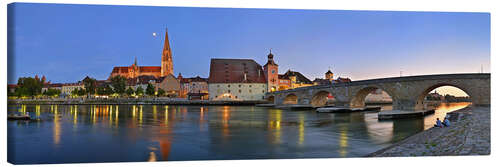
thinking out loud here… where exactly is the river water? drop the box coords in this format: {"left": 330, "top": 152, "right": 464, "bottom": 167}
{"left": 7, "top": 102, "right": 470, "bottom": 164}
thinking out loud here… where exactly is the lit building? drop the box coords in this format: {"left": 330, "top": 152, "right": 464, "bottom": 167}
{"left": 155, "top": 74, "right": 181, "bottom": 97}
{"left": 178, "top": 74, "right": 209, "bottom": 100}
{"left": 263, "top": 50, "right": 279, "bottom": 92}
{"left": 280, "top": 70, "right": 313, "bottom": 89}
{"left": 108, "top": 28, "right": 174, "bottom": 79}
{"left": 61, "top": 82, "right": 84, "bottom": 96}
{"left": 208, "top": 59, "right": 267, "bottom": 101}
{"left": 312, "top": 69, "right": 334, "bottom": 85}
{"left": 262, "top": 50, "right": 313, "bottom": 91}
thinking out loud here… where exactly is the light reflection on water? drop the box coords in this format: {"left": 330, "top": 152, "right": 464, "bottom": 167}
{"left": 7, "top": 102, "right": 470, "bottom": 164}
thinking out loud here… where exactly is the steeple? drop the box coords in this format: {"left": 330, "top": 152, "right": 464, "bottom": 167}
{"left": 161, "top": 27, "right": 174, "bottom": 77}
{"left": 134, "top": 56, "right": 137, "bottom": 66}
{"left": 264, "top": 48, "right": 277, "bottom": 67}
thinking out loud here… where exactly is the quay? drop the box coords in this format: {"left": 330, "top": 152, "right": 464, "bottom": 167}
{"left": 7, "top": 98, "right": 268, "bottom": 106}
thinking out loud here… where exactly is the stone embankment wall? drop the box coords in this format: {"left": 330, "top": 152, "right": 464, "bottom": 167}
{"left": 368, "top": 106, "right": 490, "bottom": 157}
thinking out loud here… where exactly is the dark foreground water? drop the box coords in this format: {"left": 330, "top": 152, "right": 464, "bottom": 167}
{"left": 7, "top": 102, "right": 470, "bottom": 164}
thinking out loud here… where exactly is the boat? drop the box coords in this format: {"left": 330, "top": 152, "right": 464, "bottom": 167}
{"left": 7, "top": 114, "right": 31, "bottom": 120}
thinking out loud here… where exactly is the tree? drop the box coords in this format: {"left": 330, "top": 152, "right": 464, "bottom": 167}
{"left": 135, "top": 87, "right": 144, "bottom": 96}
{"left": 126, "top": 87, "right": 135, "bottom": 96}
{"left": 96, "top": 86, "right": 106, "bottom": 95}
{"left": 15, "top": 77, "right": 43, "bottom": 97}
{"left": 146, "top": 83, "right": 155, "bottom": 96}
{"left": 110, "top": 76, "right": 127, "bottom": 95}
{"left": 43, "top": 88, "right": 61, "bottom": 97}
{"left": 157, "top": 88, "right": 166, "bottom": 97}
{"left": 83, "top": 77, "right": 97, "bottom": 96}
{"left": 76, "top": 88, "right": 86, "bottom": 96}
{"left": 71, "top": 88, "right": 80, "bottom": 97}
{"left": 104, "top": 85, "right": 114, "bottom": 95}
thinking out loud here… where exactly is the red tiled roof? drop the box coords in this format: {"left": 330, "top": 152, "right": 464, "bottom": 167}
{"left": 139, "top": 66, "right": 161, "bottom": 72}
{"left": 208, "top": 59, "right": 267, "bottom": 83}
{"left": 111, "top": 66, "right": 161, "bottom": 73}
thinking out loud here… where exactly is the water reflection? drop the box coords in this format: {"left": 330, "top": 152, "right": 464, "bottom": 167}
{"left": 7, "top": 102, "right": 472, "bottom": 164}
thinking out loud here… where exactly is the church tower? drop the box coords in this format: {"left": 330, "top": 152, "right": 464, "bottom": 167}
{"left": 161, "top": 28, "right": 174, "bottom": 77}
{"left": 263, "top": 49, "right": 279, "bottom": 92}
{"left": 325, "top": 69, "right": 334, "bottom": 81}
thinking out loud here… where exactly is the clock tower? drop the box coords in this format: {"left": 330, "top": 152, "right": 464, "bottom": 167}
{"left": 263, "top": 49, "right": 279, "bottom": 92}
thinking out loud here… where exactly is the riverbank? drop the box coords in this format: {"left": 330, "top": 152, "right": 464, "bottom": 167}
{"left": 7, "top": 98, "right": 268, "bottom": 106}
{"left": 367, "top": 106, "right": 490, "bottom": 157}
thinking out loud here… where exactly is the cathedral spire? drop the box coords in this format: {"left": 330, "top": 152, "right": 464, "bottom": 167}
{"left": 134, "top": 56, "right": 137, "bottom": 66}
{"left": 161, "top": 27, "right": 174, "bottom": 77}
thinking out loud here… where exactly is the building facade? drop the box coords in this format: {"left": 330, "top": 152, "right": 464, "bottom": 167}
{"left": 279, "top": 70, "right": 313, "bottom": 89}
{"left": 61, "top": 82, "right": 84, "bottom": 96}
{"left": 263, "top": 50, "right": 279, "bottom": 92}
{"left": 155, "top": 74, "right": 181, "bottom": 97}
{"left": 109, "top": 28, "right": 174, "bottom": 79}
{"left": 178, "top": 74, "right": 209, "bottom": 99}
{"left": 208, "top": 59, "right": 267, "bottom": 101}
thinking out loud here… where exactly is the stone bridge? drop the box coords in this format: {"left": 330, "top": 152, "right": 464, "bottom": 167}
{"left": 265, "top": 73, "right": 490, "bottom": 111}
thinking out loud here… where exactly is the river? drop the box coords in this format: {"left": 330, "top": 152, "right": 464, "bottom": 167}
{"left": 7, "top": 102, "right": 470, "bottom": 164}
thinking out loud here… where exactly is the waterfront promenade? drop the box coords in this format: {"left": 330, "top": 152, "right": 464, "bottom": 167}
{"left": 8, "top": 98, "right": 267, "bottom": 105}
{"left": 368, "top": 106, "right": 490, "bottom": 156}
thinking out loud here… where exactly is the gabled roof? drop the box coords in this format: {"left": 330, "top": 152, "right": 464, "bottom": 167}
{"left": 208, "top": 58, "right": 267, "bottom": 83}
{"left": 282, "top": 70, "right": 313, "bottom": 84}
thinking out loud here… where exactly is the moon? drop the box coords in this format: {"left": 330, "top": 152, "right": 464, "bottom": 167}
{"left": 152, "top": 32, "right": 157, "bottom": 37}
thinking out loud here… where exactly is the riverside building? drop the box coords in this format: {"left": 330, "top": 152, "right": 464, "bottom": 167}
{"left": 208, "top": 59, "right": 267, "bottom": 101}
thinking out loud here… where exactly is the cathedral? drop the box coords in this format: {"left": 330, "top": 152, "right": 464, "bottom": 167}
{"left": 108, "top": 29, "right": 174, "bottom": 79}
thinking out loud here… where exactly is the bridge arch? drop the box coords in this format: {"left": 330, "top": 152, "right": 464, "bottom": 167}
{"left": 350, "top": 86, "right": 394, "bottom": 108}
{"left": 283, "top": 93, "right": 298, "bottom": 105}
{"left": 415, "top": 83, "right": 472, "bottom": 110}
{"left": 311, "top": 90, "right": 334, "bottom": 108}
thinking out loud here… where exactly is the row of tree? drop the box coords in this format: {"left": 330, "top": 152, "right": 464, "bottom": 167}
{"left": 11, "top": 77, "right": 44, "bottom": 97}
{"left": 9, "top": 76, "right": 168, "bottom": 98}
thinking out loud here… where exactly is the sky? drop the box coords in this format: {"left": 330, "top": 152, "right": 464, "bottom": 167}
{"left": 8, "top": 3, "right": 490, "bottom": 96}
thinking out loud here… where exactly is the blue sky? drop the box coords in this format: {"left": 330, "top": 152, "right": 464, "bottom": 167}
{"left": 8, "top": 3, "right": 490, "bottom": 85}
